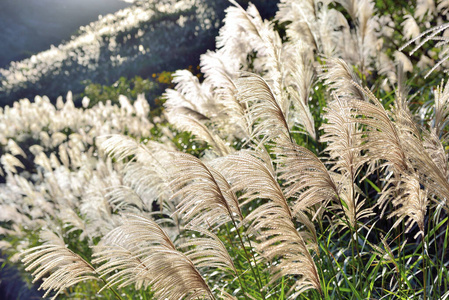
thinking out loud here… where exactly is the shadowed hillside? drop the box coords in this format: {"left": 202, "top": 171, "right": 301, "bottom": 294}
{"left": 0, "top": 0, "right": 130, "bottom": 67}
{"left": 0, "top": 0, "right": 278, "bottom": 107}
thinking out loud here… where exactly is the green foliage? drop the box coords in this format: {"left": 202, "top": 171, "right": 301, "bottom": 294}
{"left": 375, "top": 0, "right": 411, "bottom": 15}
{"left": 82, "top": 74, "right": 174, "bottom": 108}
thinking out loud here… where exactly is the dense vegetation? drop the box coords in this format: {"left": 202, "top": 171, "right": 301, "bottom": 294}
{"left": 1, "top": 0, "right": 449, "bottom": 299}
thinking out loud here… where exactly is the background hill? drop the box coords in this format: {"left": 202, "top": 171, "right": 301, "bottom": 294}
{"left": 0, "top": 0, "right": 130, "bottom": 67}
{"left": 0, "top": 0, "right": 278, "bottom": 107}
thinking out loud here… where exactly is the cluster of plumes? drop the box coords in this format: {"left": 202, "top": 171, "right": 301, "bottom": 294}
{"left": 163, "top": 0, "right": 423, "bottom": 146}
{"left": 0, "top": 0, "right": 230, "bottom": 106}
{"left": 160, "top": 0, "right": 449, "bottom": 297}
{"left": 0, "top": 92, "right": 172, "bottom": 255}
{"left": 4, "top": 0, "right": 449, "bottom": 299}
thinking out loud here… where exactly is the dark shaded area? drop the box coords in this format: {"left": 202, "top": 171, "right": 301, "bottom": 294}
{"left": 0, "top": 254, "right": 43, "bottom": 300}
{"left": 248, "top": 0, "right": 279, "bottom": 20}
{"left": 0, "top": 0, "right": 130, "bottom": 68}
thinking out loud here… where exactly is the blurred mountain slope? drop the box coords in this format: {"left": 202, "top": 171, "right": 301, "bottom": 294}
{"left": 0, "top": 0, "right": 130, "bottom": 67}
{"left": 0, "top": 0, "right": 278, "bottom": 106}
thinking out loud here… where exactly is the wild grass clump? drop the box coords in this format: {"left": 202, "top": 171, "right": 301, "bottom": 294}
{"left": 1, "top": 0, "right": 449, "bottom": 299}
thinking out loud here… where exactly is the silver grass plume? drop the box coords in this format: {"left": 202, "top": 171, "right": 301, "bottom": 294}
{"left": 235, "top": 72, "right": 292, "bottom": 143}
{"left": 215, "top": 149, "right": 292, "bottom": 220}
{"left": 320, "top": 57, "right": 365, "bottom": 101}
{"left": 180, "top": 227, "right": 237, "bottom": 276}
{"left": 393, "top": 51, "right": 414, "bottom": 74}
{"left": 218, "top": 0, "right": 273, "bottom": 69}
{"left": 1, "top": 153, "right": 25, "bottom": 174}
{"left": 168, "top": 114, "right": 233, "bottom": 156}
{"left": 200, "top": 50, "right": 238, "bottom": 89}
{"left": 337, "top": 84, "right": 409, "bottom": 216}
{"left": 199, "top": 51, "right": 251, "bottom": 140}
{"left": 170, "top": 70, "right": 211, "bottom": 110}
{"left": 390, "top": 65, "right": 422, "bottom": 146}
{"left": 93, "top": 213, "right": 176, "bottom": 290}
{"left": 7, "top": 139, "right": 26, "bottom": 158}
{"left": 212, "top": 0, "right": 294, "bottom": 141}
{"left": 226, "top": 0, "right": 265, "bottom": 43}
{"left": 344, "top": 83, "right": 409, "bottom": 173}
{"left": 100, "top": 134, "right": 174, "bottom": 204}
{"left": 170, "top": 152, "right": 242, "bottom": 229}
{"left": 400, "top": 22, "right": 449, "bottom": 78}
{"left": 34, "top": 152, "right": 53, "bottom": 173}
{"left": 321, "top": 93, "right": 373, "bottom": 228}
{"left": 78, "top": 161, "right": 122, "bottom": 239}
{"left": 397, "top": 126, "right": 449, "bottom": 212}
{"left": 276, "top": 0, "right": 354, "bottom": 60}
{"left": 344, "top": 81, "right": 438, "bottom": 226}
{"left": 288, "top": 86, "right": 316, "bottom": 139}
{"left": 215, "top": 149, "right": 321, "bottom": 296}
{"left": 93, "top": 214, "right": 216, "bottom": 299}
{"left": 164, "top": 70, "right": 218, "bottom": 120}
{"left": 273, "top": 140, "right": 338, "bottom": 219}
{"left": 382, "top": 67, "right": 430, "bottom": 234}
{"left": 21, "top": 230, "right": 98, "bottom": 300}
{"left": 275, "top": 0, "right": 323, "bottom": 52}
{"left": 321, "top": 62, "right": 375, "bottom": 218}
{"left": 336, "top": 0, "right": 379, "bottom": 72}
{"left": 389, "top": 175, "right": 428, "bottom": 239}
{"left": 222, "top": 0, "right": 284, "bottom": 93}
{"left": 401, "top": 15, "right": 420, "bottom": 40}
{"left": 394, "top": 63, "right": 411, "bottom": 113}
{"left": 225, "top": 0, "right": 315, "bottom": 140}
{"left": 285, "top": 43, "right": 316, "bottom": 139}
{"left": 100, "top": 134, "right": 164, "bottom": 162}
{"left": 163, "top": 71, "right": 233, "bottom": 156}
{"left": 432, "top": 79, "right": 449, "bottom": 140}
{"left": 438, "top": 0, "right": 449, "bottom": 15}
{"left": 59, "top": 208, "right": 89, "bottom": 240}
{"left": 252, "top": 212, "right": 322, "bottom": 297}
{"left": 121, "top": 161, "right": 172, "bottom": 209}
{"left": 414, "top": 0, "right": 436, "bottom": 19}
{"left": 421, "top": 127, "right": 449, "bottom": 195}
{"left": 105, "top": 185, "right": 146, "bottom": 211}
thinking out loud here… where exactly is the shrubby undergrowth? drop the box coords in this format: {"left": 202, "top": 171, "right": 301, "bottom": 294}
{"left": 1, "top": 0, "right": 449, "bottom": 299}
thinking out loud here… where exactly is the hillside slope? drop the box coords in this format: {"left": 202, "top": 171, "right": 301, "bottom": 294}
{"left": 0, "top": 0, "right": 278, "bottom": 106}
{"left": 0, "top": 0, "right": 130, "bottom": 67}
